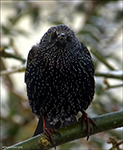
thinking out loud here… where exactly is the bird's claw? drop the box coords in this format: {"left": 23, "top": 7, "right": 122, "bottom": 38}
{"left": 80, "top": 110, "right": 97, "bottom": 141}
{"left": 44, "top": 126, "right": 61, "bottom": 149}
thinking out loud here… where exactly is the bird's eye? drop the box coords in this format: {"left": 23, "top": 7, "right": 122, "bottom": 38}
{"left": 52, "top": 31, "right": 57, "bottom": 39}
{"left": 67, "top": 36, "right": 72, "bottom": 42}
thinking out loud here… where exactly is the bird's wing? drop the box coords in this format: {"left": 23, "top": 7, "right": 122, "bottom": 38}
{"left": 25, "top": 45, "right": 39, "bottom": 83}
{"left": 80, "top": 42, "right": 95, "bottom": 74}
{"left": 80, "top": 42, "right": 92, "bottom": 58}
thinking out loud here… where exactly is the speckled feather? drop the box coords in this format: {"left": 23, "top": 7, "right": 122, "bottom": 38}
{"left": 25, "top": 25, "right": 95, "bottom": 127}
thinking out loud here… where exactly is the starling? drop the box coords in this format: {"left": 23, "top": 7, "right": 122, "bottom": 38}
{"left": 25, "top": 25, "right": 95, "bottom": 144}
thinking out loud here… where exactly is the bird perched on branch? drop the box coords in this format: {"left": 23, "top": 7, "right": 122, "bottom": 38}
{"left": 25, "top": 24, "right": 96, "bottom": 146}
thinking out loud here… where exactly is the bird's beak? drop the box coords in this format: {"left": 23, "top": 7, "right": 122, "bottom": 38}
{"left": 57, "top": 33, "right": 66, "bottom": 45}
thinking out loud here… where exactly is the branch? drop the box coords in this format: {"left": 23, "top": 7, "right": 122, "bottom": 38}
{"left": 105, "top": 83, "right": 123, "bottom": 89}
{"left": 90, "top": 48, "right": 115, "bottom": 70}
{"left": 0, "top": 47, "right": 26, "bottom": 63}
{"left": 103, "top": 78, "right": 123, "bottom": 89}
{"left": 95, "top": 71, "right": 123, "bottom": 80}
{"left": 3, "top": 110, "right": 123, "bottom": 150}
{"left": 0, "top": 64, "right": 26, "bottom": 76}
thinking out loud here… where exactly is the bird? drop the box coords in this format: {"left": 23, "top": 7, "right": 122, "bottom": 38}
{"left": 25, "top": 24, "right": 96, "bottom": 146}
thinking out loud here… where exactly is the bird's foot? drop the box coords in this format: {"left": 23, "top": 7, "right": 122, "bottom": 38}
{"left": 44, "top": 126, "right": 60, "bottom": 149}
{"left": 80, "top": 110, "right": 97, "bottom": 141}
{"left": 44, "top": 126, "right": 61, "bottom": 139}
{"left": 43, "top": 116, "right": 61, "bottom": 149}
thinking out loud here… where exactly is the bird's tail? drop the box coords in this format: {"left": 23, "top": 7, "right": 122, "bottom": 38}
{"left": 33, "top": 116, "right": 43, "bottom": 136}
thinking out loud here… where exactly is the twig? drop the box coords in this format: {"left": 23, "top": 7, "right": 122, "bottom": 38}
{"left": 105, "top": 83, "right": 123, "bottom": 90}
{"left": 90, "top": 48, "right": 115, "bottom": 70}
{"left": 95, "top": 71, "right": 123, "bottom": 80}
{"left": 0, "top": 64, "right": 26, "bottom": 76}
{"left": 0, "top": 47, "right": 26, "bottom": 63}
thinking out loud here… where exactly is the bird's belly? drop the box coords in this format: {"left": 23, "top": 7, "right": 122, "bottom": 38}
{"left": 27, "top": 69, "right": 94, "bottom": 123}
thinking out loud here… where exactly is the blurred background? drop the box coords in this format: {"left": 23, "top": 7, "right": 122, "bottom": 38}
{"left": 1, "top": 0, "right": 123, "bottom": 150}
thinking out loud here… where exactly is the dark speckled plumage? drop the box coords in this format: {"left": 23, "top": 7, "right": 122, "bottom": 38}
{"left": 25, "top": 25, "right": 95, "bottom": 138}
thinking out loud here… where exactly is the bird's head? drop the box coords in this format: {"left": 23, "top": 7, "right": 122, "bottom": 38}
{"left": 40, "top": 25, "right": 77, "bottom": 48}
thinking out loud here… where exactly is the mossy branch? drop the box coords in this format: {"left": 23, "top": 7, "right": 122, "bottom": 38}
{"left": 3, "top": 110, "right": 123, "bottom": 150}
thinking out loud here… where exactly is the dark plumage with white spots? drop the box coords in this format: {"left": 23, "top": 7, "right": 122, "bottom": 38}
{"left": 25, "top": 25, "right": 95, "bottom": 143}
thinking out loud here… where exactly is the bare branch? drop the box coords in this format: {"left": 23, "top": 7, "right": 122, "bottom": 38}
{"left": 95, "top": 71, "right": 123, "bottom": 80}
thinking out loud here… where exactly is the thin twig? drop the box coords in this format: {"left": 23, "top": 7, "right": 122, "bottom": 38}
{"left": 0, "top": 64, "right": 26, "bottom": 76}
{"left": 90, "top": 48, "right": 115, "bottom": 70}
{"left": 95, "top": 71, "right": 123, "bottom": 80}
{"left": 0, "top": 47, "right": 26, "bottom": 63}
